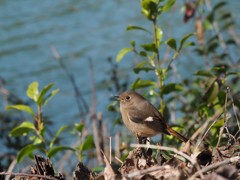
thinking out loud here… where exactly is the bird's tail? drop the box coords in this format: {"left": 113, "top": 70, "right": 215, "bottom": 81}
{"left": 167, "top": 126, "right": 188, "bottom": 142}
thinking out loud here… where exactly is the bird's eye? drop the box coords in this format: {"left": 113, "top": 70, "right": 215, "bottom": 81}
{"left": 126, "top": 96, "right": 131, "bottom": 100}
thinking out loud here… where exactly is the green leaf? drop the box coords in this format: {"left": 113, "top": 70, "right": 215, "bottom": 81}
{"left": 50, "top": 125, "right": 69, "bottom": 148}
{"left": 43, "top": 89, "right": 59, "bottom": 106}
{"left": 141, "top": 43, "right": 158, "bottom": 53}
{"left": 9, "top": 122, "right": 36, "bottom": 137}
{"left": 6, "top": 104, "right": 35, "bottom": 116}
{"left": 155, "top": 27, "right": 163, "bottom": 47}
{"left": 179, "top": 33, "right": 195, "bottom": 51}
{"left": 161, "top": 83, "right": 183, "bottom": 95}
{"left": 37, "top": 83, "right": 54, "bottom": 105}
{"left": 131, "top": 78, "right": 157, "bottom": 89}
{"left": 47, "top": 146, "right": 75, "bottom": 158}
{"left": 221, "top": 21, "right": 235, "bottom": 31}
{"left": 27, "top": 81, "right": 39, "bottom": 102}
{"left": 141, "top": 0, "right": 158, "bottom": 21}
{"left": 183, "top": 41, "right": 195, "bottom": 48}
{"left": 133, "top": 61, "right": 154, "bottom": 74}
{"left": 166, "top": 38, "right": 177, "bottom": 51}
{"left": 17, "top": 144, "right": 38, "bottom": 162}
{"left": 74, "top": 123, "right": 85, "bottom": 133}
{"left": 116, "top": 47, "right": 132, "bottom": 62}
{"left": 203, "top": 19, "right": 213, "bottom": 30}
{"left": 195, "top": 70, "right": 213, "bottom": 77}
{"left": 213, "top": 1, "right": 227, "bottom": 12}
{"left": 92, "top": 166, "right": 104, "bottom": 173}
{"left": 206, "top": 81, "right": 219, "bottom": 103}
{"left": 126, "top": 25, "right": 152, "bottom": 34}
{"left": 226, "top": 72, "right": 240, "bottom": 77}
{"left": 162, "top": 0, "right": 176, "bottom": 13}
{"left": 81, "top": 135, "right": 95, "bottom": 151}
{"left": 130, "top": 40, "right": 136, "bottom": 47}
{"left": 220, "top": 13, "right": 231, "bottom": 21}
{"left": 139, "top": 51, "right": 147, "bottom": 57}
{"left": 29, "top": 136, "right": 42, "bottom": 145}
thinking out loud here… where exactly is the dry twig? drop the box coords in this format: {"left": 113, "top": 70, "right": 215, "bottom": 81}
{"left": 131, "top": 144, "right": 195, "bottom": 164}
{"left": 189, "top": 156, "right": 240, "bottom": 180}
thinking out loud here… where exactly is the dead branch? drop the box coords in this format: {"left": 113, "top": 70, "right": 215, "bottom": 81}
{"left": 0, "top": 172, "right": 59, "bottom": 180}
{"left": 130, "top": 144, "right": 195, "bottom": 164}
{"left": 189, "top": 156, "right": 240, "bottom": 180}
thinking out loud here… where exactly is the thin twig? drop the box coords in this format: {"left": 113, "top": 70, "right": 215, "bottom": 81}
{"left": 114, "top": 156, "right": 123, "bottom": 164}
{"left": 189, "top": 156, "right": 240, "bottom": 180}
{"left": 109, "top": 136, "right": 112, "bottom": 164}
{"left": 0, "top": 172, "right": 59, "bottom": 180}
{"left": 194, "top": 112, "right": 223, "bottom": 152}
{"left": 89, "top": 59, "right": 103, "bottom": 165}
{"left": 124, "top": 165, "right": 170, "bottom": 178}
{"left": 228, "top": 87, "right": 240, "bottom": 131}
{"left": 5, "top": 158, "right": 17, "bottom": 180}
{"left": 130, "top": 144, "right": 195, "bottom": 165}
{"left": 216, "top": 88, "right": 230, "bottom": 148}
{"left": 50, "top": 45, "right": 89, "bottom": 119}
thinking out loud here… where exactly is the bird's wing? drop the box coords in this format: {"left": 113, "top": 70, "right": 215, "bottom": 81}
{"left": 128, "top": 101, "right": 170, "bottom": 134}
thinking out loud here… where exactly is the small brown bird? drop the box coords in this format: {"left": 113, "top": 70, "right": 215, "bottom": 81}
{"left": 116, "top": 90, "right": 188, "bottom": 142}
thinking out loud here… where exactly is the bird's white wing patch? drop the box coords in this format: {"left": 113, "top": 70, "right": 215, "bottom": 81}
{"left": 144, "top": 116, "right": 154, "bottom": 122}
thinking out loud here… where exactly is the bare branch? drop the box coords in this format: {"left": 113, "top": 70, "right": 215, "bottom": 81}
{"left": 189, "top": 156, "right": 240, "bottom": 180}
{"left": 130, "top": 144, "right": 195, "bottom": 165}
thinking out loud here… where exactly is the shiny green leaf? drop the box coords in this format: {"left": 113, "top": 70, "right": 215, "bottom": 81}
{"left": 130, "top": 40, "right": 135, "bottom": 47}
{"left": 27, "top": 81, "right": 39, "bottom": 102}
{"left": 139, "top": 51, "right": 148, "bottom": 57}
{"left": 207, "top": 81, "right": 219, "bottom": 103}
{"left": 166, "top": 38, "right": 177, "bottom": 51}
{"left": 17, "top": 144, "right": 38, "bottom": 162}
{"left": 127, "top": 25, "right": 152, "bottom": 34}
{"left": 141, "top": 43, "right": 158, "bottom": 53}
{"left": 42, "top": 89, "right": 59, "bottom": 106}
{"left": 131, "top": 78, "right": 157, "bottom": 89}
{"left": 47, "top": 146, "right": 75, "bottom": 158}
{"left": 213, "top": 1, "right": 227, "bottom": 12}
{"left": 50, "top": 125, "right": 69, "bottom": 148}
{"left": 156, "top": 27, "right": 163, "bottom": 46}
{"left": 141, "top": 0, "right": 158, "bottom": 21}
{"left": 220, "top": 13, "right": 231, "bottom": 20}
{"left": 161, "top": 83, "right": 183, "bottom": 95}
{"left": 116, "top": 47, "right": 132, "bottom": 62}
{"left": 183, "top": 41, "right": 195, "bottom": 48}
{"left": 29, "top": 136, "right": 42, "bottom": 145}
{"left": 133, "top": 61, "right": 154, "bottom": 74}
{"left": 82, "top": 135, "right": 95, "bottom": 151}
{"left": 162, "top": 0, "right": 176, "bottom": 12}
{"left": 9, "top": 122, "right": 36, "bottom": 137}
{"left": 6, "top": 104, "right": 35, "bottom": 116}
{"left": 179, "top": 33, "right": 195, "bottom": 51}
{"left": 37, "top": 83, "right": 54, "bottom": 105}
{"left": 74, "top": 123, "right": 85, "bottom": 133}
{"left": 92, "top": 166, "right": 104, "bottom": 173}
{"left": 195, "top": 70, "right": 213, "bottom": 77}
{"left": 203, "top": 19, "right": 213, "bottom": 30}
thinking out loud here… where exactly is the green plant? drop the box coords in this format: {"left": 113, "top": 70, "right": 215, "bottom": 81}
{"left": 116, "top": 0, "right": 240, "bottom": 148}
{"left": 116, "top": 0, "right": 195, "bottom": 137}
{"left": 6, "top": 81, "right": 75, "bottom": 162}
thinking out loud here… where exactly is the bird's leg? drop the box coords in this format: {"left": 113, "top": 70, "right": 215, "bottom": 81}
{"left": 137, "top": 133, "right": 148, "bottom": 158}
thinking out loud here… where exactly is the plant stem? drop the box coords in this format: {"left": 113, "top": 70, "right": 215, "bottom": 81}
{"left": 153, "top": 19, "right": 164, "bottom": 108}
{"left": 37, "top": 105, "right": 42, "bottom": 131}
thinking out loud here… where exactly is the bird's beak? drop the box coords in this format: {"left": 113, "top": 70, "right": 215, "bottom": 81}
{"left": 112, "top": 95, "right": 120, "bottom": 101}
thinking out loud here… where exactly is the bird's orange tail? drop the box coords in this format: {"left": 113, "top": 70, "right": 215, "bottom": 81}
{"left": 167, "top": 127, "right": 188, "bottom": 142}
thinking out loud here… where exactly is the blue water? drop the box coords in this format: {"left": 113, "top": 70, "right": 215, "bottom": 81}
{"left": 1, "top": 0, "right": 240, "bottom": 146}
